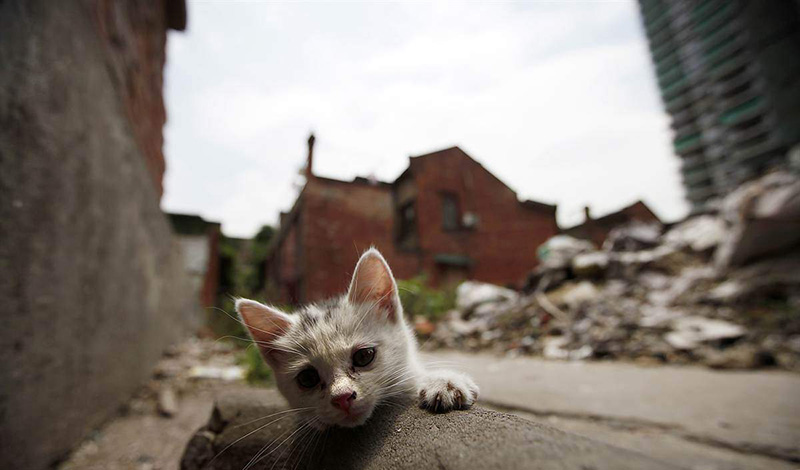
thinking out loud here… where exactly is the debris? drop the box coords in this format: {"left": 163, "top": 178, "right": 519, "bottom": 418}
{"left": 157, "top": 387, "right": 179, "bottom": 417}
{"left": 715, "top": 171, "right": 800, "bottom": 268}
{"left": 414, "top": 316, "right": 436, "bottom": 336}
{"left": 533, "top": 290, "right": 569, "bottom": 322}
{"left": 663, "top": 215, "right": 725, "bottom": 253}
{"left": 189, "top": 365, "right": 245, "bottom": 381}
{"left": 602, "top": 222, "right": 661, "bottom": 252}
{"left": 558, "top": 281, "right": 600, "bottom": 308}
{"left": 664, "top": 316, "right": 746, "bottom": 350}
{"left": 543, "top": 337, "right": 570, "bottom": 360}
{"left": 707, "top": 251, "right": 800, "bottom": 303}
{"left": 572, "top": 251, "right": 609, "bottom": 278}
{"left": 704, "top": 344, "right": 774, "bottom": 370}
{"left": 637, "top": 305, "right": 682, "bottom": 328}
{"left": 456, "top": 281, "right": 518, "bottom": 313}
{"left": 537, "top": 235, "right": 595, "bottom": 270}
{"left": 425, "top": 172, "right": 800, "bottom": 371}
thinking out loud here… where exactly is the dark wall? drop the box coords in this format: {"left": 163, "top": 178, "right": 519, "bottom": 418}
{"left": 0, "top": 1, "right": 198, "bottom": 468}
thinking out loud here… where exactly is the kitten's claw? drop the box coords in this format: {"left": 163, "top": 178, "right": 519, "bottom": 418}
{"left": 418, "top": 371, "right": 479, "bottom": 413}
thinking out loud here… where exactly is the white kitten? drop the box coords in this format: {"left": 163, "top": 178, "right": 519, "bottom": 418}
{"left": 236, "top": 248, "right": 479, "bottom": 429}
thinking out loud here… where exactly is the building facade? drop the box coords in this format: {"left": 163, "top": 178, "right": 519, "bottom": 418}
{"left": 168, "top": 213, "right": 222, "bottom": 307}
{"left": 265, "top": 140, "right": 559, "bottom": 304}
{"left": 639, "top": 0, "right": 800, "bottom": 212}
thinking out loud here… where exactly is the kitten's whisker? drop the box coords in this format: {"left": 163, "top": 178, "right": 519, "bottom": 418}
{"left": 381, "top": 374, "right": 420, "bottom": 390}
{"left": 380, "top": 372, "right": 415, "bottom": 387}
{"left": 285, "top": 422, "right": 320, "bottom": 470}
{"left": 249, "top": 417, "right": 318, "bottom": 470}
{"left": 376, "top": 365, "right": 416, "bottom": 384}
{"left": 376, "top": 398, "right": 410, "bottom": 411}
{"left": 242, "top": 417, "right": 306, "bottom": 470}
{"left": 288, "top": 428, "right": 315, "bottom": 470}
{"left": 229, "top": 407, "right": 313, "bottom": 430}
{"left": 317, "top": 426, "right": 330, "bottom": 466}
{"left": 208, "top": 305, "right": 294, "bottom": 342}
{"left": 303, "top": 421, "right": 325, "bottom": 468}
{"left": 213, "top": 335, "right": 279, "bottom": 349}
{"left": 382, "top": 372, "right": 415, "bottom": 384}
{"left": 211, "top": 412, "right": 298, "bottom": 465}
{"left": 213, "top": 330, "right": 305, "bottom": 358}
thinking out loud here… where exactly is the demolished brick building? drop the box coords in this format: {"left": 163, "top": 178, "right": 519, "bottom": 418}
{"left": 265, "top": 136, "right": 559, "bottom": 304}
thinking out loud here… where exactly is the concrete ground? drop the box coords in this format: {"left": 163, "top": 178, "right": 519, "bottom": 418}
{"left": 59, "top": 388, "right": 222, "bottom": 470}
{"left": 59, "top": 342, "right": 800, "bottom": 469}
{"left": 423, "top": 351, "right": 800, "bottom": 470}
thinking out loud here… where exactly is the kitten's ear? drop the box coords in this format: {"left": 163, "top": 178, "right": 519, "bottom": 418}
{"left": 236, "top": 299, "right": 294, "bottom": 368}
{"left": 347, "top": 248, "right": 401, "bottom": 322}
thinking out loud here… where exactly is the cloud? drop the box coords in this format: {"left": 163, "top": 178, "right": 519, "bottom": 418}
{"left": 162, "top": 0, "right": 688, "bottom": 237}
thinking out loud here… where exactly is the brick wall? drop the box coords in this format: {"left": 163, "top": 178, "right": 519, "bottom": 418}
{"left": 408, "top": 148, "right": 558, "bottom": 288}
{"left": 299, "top": 178, "right": 420, "bottom": 302}
{"left": 267, "top": 148, "right": 559, "bottom": 303}
{"left": 93, "top": 0, "right": 185, "bottom": 197}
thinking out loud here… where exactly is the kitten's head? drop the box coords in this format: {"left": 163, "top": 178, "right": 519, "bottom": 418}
{"left": 236, "top": 248, "right": 416, "bottom": 429}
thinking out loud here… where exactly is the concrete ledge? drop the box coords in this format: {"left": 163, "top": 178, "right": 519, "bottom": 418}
{"left": 180, "top": 389, "right": 679, "bottom": 470}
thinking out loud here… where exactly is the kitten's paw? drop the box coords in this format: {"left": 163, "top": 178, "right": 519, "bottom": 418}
{"left": 418, "top": 370, "right": 479, "bottom": 413}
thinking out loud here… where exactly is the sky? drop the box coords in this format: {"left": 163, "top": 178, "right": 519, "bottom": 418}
{"left": 162, "top": 0, "right": 689, "bottom": 238}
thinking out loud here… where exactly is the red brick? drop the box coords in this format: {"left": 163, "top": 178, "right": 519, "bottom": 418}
{"left": 266, "top": 147, "right": 558, "bottom": 303}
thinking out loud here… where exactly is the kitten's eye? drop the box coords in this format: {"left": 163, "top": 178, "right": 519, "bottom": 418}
{"left": 352, "top": 347, "right": 376, "bottom": 367}
{"left": 296, "top": 367, "right": 320, "bottom": 389}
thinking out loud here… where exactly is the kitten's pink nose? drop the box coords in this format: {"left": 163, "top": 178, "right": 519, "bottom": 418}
{"left": 331, "top": 391, "right": 357, "bottom": 412}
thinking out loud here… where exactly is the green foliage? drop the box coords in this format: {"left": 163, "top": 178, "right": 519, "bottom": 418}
{"left": 240, "top": 225, "right": 275, "bottom": 295}
{"left": 397, "top": 275, "right": 457, "bottom": 321}
{"left": 238, "top": 345, "right": 273, "bottom": 386}
{"left": 210, "top": 227, "right": 277, "bottom": 341}
{"left": 251, "top": 225, "right": 276, "bottom": 262}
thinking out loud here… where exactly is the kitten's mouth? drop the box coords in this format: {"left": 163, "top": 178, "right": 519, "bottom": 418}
{"left": 336, "top": 405, "right": 372, "bottom": 427}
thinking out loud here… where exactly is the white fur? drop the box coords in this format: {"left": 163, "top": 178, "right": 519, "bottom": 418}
{"left": 236, "top": 248, "right": 479, "bottom": 429}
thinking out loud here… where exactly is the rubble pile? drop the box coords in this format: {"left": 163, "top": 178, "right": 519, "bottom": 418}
{"left": 424, "top": 172, "right": 800, "bottom": 371}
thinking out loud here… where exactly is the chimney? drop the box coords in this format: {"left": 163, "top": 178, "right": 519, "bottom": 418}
{"left": 306, "top": 133, "right": 316, "bottom": 179}
{"left": 584, "top": 206, "right": 591, "bottom": 221}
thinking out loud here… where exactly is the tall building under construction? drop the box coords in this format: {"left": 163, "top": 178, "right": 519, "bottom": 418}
{"left": 638, "top": 0, "right": 800, "bottom": 212}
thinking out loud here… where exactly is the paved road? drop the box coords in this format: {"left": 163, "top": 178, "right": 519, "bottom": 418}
{"left": 423, "top": 351, "right": 800, "bottom": 467}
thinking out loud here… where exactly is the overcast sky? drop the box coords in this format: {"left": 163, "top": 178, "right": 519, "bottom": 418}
{"left": 162, "top": 0, "right": 688, "bottom": 238}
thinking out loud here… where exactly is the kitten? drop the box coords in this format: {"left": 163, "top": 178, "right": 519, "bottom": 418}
{"left": 236, "top": 248, "right": 479, "bottom": 429}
